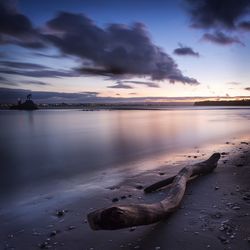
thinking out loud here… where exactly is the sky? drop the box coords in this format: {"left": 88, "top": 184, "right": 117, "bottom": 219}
{"left": 0, "top": 0, "right": 250, "bottom": 103}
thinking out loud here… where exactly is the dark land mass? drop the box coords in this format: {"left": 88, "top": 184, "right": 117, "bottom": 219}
{"left": 10, "top": 99, "right": 38, "bottom": 110}
{"left": 194, "top": 100, "right": 250, "bottom": 106}
{"left": 1, "top": 102, "right": 187, "bottom": 110}
{"left": 9, "top": 94, "right": 38, "bottom": 110}
{"left": 1, "top": 100, "right": 250, "bottom": 110}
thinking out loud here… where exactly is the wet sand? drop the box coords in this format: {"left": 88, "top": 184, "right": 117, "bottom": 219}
{"left": 1, "top": 137, "right": 250, "bottom": 250}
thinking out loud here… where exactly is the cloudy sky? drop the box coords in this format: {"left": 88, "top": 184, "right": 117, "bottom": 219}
{"left": 0, "top": 0, "right": 250, "bottom": 103}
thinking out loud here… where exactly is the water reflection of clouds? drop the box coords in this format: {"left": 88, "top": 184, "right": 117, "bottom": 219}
{"left": 0, "top": 109, "right": 249, "bottom": 200}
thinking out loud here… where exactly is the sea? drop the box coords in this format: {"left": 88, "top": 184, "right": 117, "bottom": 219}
{"left": 1, "top": 106, "right": 249, "bottom": 202}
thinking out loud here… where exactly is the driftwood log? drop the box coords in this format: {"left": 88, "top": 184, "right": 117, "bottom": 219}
{"left": 87, "top": 153, "right": 220, "bottom": 230}
{"left": 144, "top": 153, "right": 220, "bottom": 193}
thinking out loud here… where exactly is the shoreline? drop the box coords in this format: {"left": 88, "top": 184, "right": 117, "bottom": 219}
{"left": 1, "top": 137, "right": 250, "bottom": 250}
{"left": 1, "top": 105, "right": 250, "bottom": 111}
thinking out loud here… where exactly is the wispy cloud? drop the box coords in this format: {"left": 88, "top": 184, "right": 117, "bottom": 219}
{"left": 0, "top": 68, "right": 78, "bottom": 78}
{"left": 122, "top": 80, "right": 160, "bottom": 88}
{"left": 0, "top": 61, "right": 49, "bottom": 70}
{"left": 0, "top": 75, "right": 18, "bottom": 86}
{"left": 108, "top": 82, "right": 133, "bottom": 89}
{"left": 227, "top": 82, "right": 242, "bottom": 85}
{"left": 21, "top": 80, "right": 51, "bottom": 86}
{"left": 202, "top": 31, "right": 244, "bottom": 46}
{"left": 32, "top": 52, "right": 65, "bottom": 59}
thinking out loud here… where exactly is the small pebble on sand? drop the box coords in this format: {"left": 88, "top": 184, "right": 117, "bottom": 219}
{"left": 236, "top": 164, "right": 244, "bottom": 167}
{"left": 50, "top": 230, "right": 57, "bottom": 237}
{"left": 232, "top": 206, "right": 240, "bottom": 210}
{"left": 218, "top": 235, "right": 229, "bottom": 244}
{"left": 56, "top": 210, "right": 66, "bottom": 217}
{"left": 112, "top": 198, "right": 119, "bottom": 202}
{"left": 67, "top": 225, "right": 76, "bottom": 230}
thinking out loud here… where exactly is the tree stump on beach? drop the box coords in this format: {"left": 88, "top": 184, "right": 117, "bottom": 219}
{"left": 87, "top": 153, "right": 220, "bottom": 230}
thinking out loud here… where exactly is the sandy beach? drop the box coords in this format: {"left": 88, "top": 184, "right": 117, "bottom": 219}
{"left": 0, "top": 135, "right": 250, "bottom": 250}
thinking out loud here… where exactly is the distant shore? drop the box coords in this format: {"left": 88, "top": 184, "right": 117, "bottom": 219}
{"left": 1, "top": 103, "right": 191, "bottom": 110}
{"left": 1, "top": 102, "right": 250, "bottom": 111}
{"left": 1, "top": 136, "right": 250, "bottom": 249}
{"left": 194, "top": 100, "right": 250, "bottom": 106}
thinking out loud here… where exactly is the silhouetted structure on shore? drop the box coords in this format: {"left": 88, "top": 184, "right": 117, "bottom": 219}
{"left": 10, "top": 94, "right": 38, "bottom": 110}
{"left": 194, "top": 99, "right": 250, "bottom": 106}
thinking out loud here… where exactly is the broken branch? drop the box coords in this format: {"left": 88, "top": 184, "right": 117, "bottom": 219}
{"left": 87, "top": 153, "right": 220, "bottom": 230}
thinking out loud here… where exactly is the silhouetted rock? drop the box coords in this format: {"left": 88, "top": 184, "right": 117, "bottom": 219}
{"left": 10, "top": 94, "right": 38, "bottom": 110}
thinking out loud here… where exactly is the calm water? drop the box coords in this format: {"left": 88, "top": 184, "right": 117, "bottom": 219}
{"left": 0, "top": 107, "right": 250, "bottom": 199}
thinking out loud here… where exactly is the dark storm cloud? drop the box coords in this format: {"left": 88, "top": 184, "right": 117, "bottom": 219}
{"left": 122, "top": 80, "right": 160, "bottom": 88}
{"left": 185, "top": 0, "right": 250, "bottom": 30}
{"left": 185, "top": 0, "right": 250, "bottom": 46}
{"left": 202, "top": 31, "right": 243, "bottom": 45}
{"left": 0, "top": 0, "right": 34, "bottom": 36}
{"left": 0, "top": 3, "right": 199, "bottom": 85}
{"left": 0, "top": 0, "right": 45, "bottom": 48}
{"left": 45, "top": 12, "right": 199, "bottom": 85}
{"left": 173, "top": 45, "right": 199, "bottom": 57}
{"left": 108, "top": 82, "right": 133, "bottom": 89}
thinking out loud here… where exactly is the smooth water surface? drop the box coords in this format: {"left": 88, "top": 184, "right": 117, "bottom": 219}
{"left": 0, "top": 107, "right": 249, "bottom": 199}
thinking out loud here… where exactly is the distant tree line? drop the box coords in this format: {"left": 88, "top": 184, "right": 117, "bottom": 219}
{"left": 194, "top": 99, "right": 250, "bottom": 106}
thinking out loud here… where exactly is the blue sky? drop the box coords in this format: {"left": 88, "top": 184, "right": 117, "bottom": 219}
{"left": 0, "top": 0, "right": 250, "bottom": 103}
